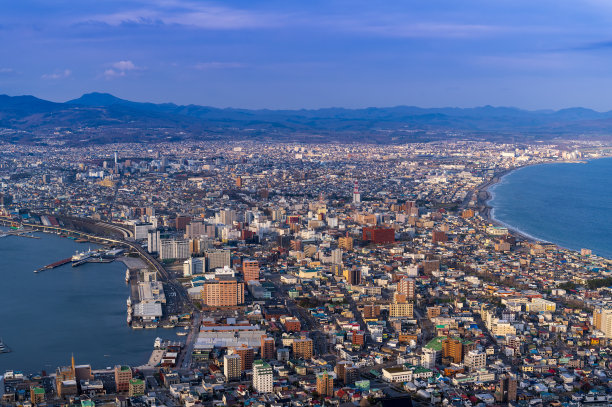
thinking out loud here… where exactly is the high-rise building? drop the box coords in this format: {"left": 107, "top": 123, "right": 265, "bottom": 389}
{"left": 183, "top": 257, "right": 205, "bottom": 277}
{"left": 224, "top": 354, "right": 242, "bottom": 381}
{"left": 442, "top": 338, "right": 463, "bottom": 364}
{"left": 232, "top": 345, "right": 255, "bottom": 371}
{"left": 316, "top": 372, "right": 335, "bottom": 397}
{"left": 159, "top": 238, "right": 190, "bottom": 260}
{"left": 397, "top": 278, "right": 415, "bottom": 299}
{"left": 252, "top": 360, "right": 273, "bottom": 393}
{"left": 206, "top": 250, "right": 231, "bottom": 271}
{"left": 200, "top": 277, "right": 244, "bottom": 307}
{"left": 292, "top": 336, "right": 314, "bottom": 359}
{"left": 338, "top": 236, "right": 353, "bottom": 251}
{"left": 464, "top": 350, "right": 486, "bottom": 371}
{"left": 331, "top": 248, "right": 343, "bottom": 265}
{"left": 147, "top": 229, "right": 160, "bottom": 253}
{"left": 175, "top": 215, "right": 191, "bottom": 231}
{"left": 389, "top": 301, "right": 414, "bottom": 318}
{"left": 495, "top": 373, "right": 518, "bottom": 403}
{"left": 30, "top": 387, "right": 45, "bottom": 404}
{"left": 343, "top": 267, "right": 361, "bottom": 285}
{"left": 114, "top": 365, "right": 132, "bottom": 394}
{"left": 243, "top": 259, "right": 260, "bottom": 282}
{"left": 432, "top": 230, "right": 448, "bottom": 244}
{"left": 261, "top": 335, "right": 275, "bottom": 360}
{"left": 352, "top": 181, "right": 361, "bottom": 204}
{"left": 593, "top": 308, "right": 612, "bottom": 338}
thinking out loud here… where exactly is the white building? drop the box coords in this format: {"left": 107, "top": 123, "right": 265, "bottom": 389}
{"left": 465, "top": 350, "right": 486, "bottom": 371}
{"left": 183, "top": 257, "right": 205, "bottom": 277}
{"left": 253, "top": 360, "right": 273, "bottom": 393}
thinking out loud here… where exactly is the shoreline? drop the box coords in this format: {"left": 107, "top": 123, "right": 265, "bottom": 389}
{"left": 478, "top": 157, "right": 612, "bottom": 259}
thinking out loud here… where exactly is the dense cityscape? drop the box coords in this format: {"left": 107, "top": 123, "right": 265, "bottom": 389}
{"left": 1, "top": 140, "right": 612, "bottom": 406}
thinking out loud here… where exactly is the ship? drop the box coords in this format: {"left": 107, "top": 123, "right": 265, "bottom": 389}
{"left": 0, "top": 338, "right": 11, "bottom": 354}
{"left": 125, "top": 269, "right": 130, "bottom": 284}
{"left": 176, "top": 331, "right": 188, "bottom": 336}
{"left": 71, "top": 248, "right": 96, "bottom": 262}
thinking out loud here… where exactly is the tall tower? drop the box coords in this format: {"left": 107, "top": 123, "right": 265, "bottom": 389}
{"left": 352, "top": 181, "right": 361, "bottom": 204}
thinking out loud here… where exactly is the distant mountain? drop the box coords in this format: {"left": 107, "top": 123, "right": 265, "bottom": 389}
{"left": 0, "top": 92, "right": 611, "bottom": 144}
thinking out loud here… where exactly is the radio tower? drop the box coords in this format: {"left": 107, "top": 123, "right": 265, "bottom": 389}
{"left": 353, "top": 181, "right": 361, "bottom": 204}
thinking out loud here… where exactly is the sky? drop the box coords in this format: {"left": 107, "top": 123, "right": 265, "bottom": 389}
{"left": 2, "top": 0, "right": 612, "bottom": 110}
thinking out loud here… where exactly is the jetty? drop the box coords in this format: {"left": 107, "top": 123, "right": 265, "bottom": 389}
{"left": 34, "top": 257, "right": 72, "bottom": 273}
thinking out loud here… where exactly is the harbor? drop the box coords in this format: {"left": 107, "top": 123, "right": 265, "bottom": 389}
{"left": 0, "top": 226, "right": 182, "bottom": 373}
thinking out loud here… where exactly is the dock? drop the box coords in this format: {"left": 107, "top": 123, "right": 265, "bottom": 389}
{"left": 34, "top": 257, "right": 72, "bottom": 273}
{"left": 2, "top": 229, "right": 41, "bottom": 239}
{"left": 72, "top": 257, "right": 113, "bottom": 267}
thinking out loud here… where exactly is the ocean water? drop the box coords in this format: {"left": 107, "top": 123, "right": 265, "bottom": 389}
{"left": 489, "top": 157, "right": 612, "bottom": 259}
{"left": 0, "top": 229, "right": 179, "bottom": 374}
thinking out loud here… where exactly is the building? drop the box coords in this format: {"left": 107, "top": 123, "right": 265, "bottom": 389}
{"left": 261, "top": 335, "right": 275, "bottom": 360}
{"left": 114, "top": 365, "right": 132, "bottom": 394}
{"left": 206, "top": 250, "right": 231, "bottom": 271}
{"left": 397, "top": 278, "right": 415, "bottom": 299}
{"left": 129, "top": 379, "right": 145, "bottom": 397}
{"left": 284, "top": 317, "right": 301, "bottom": 332}
{"left": 495, "top": 373, "right": 518, "bottom": 403}
{"left": 389, "top": 301, "right": 414, "bottom": 318}
{"left": 183, "top": 257, "right": 205, "bottom": 277}
{"left": 352, "top": 181, "right": 361, "bottom": 204}
{"left": 316, "top": 372, "right": 335, "bottom": 397}
{"left": 343, "top": 267, "right": 361, "bottom": 285}
{"left": 442, "top": 338, "right": 463, "bottom": 364}
{"left": 362, "top": 227, "right": 395, "bottom": 244}
{"left": 232, "top": 345, "right": 255, "bottom": 371}
{"left": 464, "top": 350, "right": 486, "bottom": 371}
{"left": 594, "top": 307, "right": 612, "bottom": 338}
{"left": 243, "top": 259, "right": 260, "bottom": 282}
{"left": 292, "top": 336, "right": 314, "bottom": 359}
{"left": 224, "top": 354, "right": 242, "bottom": 381}
{"left": 30, "top": 387, "right": 45, "bottom": 405}
{"left": 201, "top": 277, "right": 244, "bottom": 307}
{"left": 159, "top": 237, "right": 190, "bottom": 260}
{"left": 252, "top": 360, "right": 273, "bottom": 393}
{"left": 432, "top": 230, "right": 448, "bottom": 243}
{"left": 338, "top": 236, "right": 353, "bottom": 251}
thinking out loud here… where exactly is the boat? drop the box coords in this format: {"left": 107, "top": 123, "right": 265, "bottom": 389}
{"left": 127, "top": 297, "right": 132, "bottom": 307}
{"left": 72, "top": 248, "right": 95, "bottom": 262}
{"left": 0, "top": 338, "right": 11, "bottom": 354}
{"left": 132, "top": 323, "right": 144, "bottom": 329}
{"left": 127, "top": 315, "right": 132, "bottom": 324}
{"left": 162, "top": 323, "right": 176, "bottom": 329}
{"left": 144, "top": 323, "right": 157, "bottom": 329}
{"left": 125, "top": 269, "right": 130, "bottom": 283}
{"left": 176, "top": 331, "right": 188, "bottom": 336}
{"left": 154, "top": 337, "right": 162, "bottom": 349}
{"left": 0, "top": 234, "right": 8, "bottom": 238}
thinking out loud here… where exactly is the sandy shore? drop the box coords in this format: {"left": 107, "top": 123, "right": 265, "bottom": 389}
{"left": 475, "top": 166, "right": 541, "bottom": 243}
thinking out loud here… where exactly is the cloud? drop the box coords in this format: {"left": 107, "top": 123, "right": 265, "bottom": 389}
{"left": 112, "top": 60, "right": 137, "bottom": 71}
{"left": 103, "top": 60, "right": 141, "bottom": 79}
{"left": 0, "top": 68, "right": 16, "bottom": 74}
{"left": 193, "top": 62, "right": 245, "bottom": 70}
{"left": 42, "top": 69, "right": 72, "bottom": 80}
{"left": 83, "top": 2, "right": 286, "bottom": 30}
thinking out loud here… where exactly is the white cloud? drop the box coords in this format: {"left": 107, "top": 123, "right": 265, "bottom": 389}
{"left": 0, "top": 68, "right": 15, "bottom": 74}
{"left": 83, "top": 2, "right": 286, "bottom": 30}
{"left": 42, "top": 69, "right": 72, "bottom": 80}
{"left": 112, "top": 60, "right": 137, "bottom": 71}
{"left": 103, "top": 60, "right": 140, "bottom": 79}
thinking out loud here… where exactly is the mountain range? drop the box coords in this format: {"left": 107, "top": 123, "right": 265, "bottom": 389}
{"left": 1, "top": 92, "right": 612, "bottom": 144}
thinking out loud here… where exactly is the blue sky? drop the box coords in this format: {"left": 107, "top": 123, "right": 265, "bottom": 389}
{"left": 2, "top": 0, "right": 612, "bottom": 109}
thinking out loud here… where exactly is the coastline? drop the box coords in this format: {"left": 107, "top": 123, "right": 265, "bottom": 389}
{"left": 478, "top": 157, "right": 612, "bottom": 258}
{"left": 477, "top": 164, "right": 546, "bottom": 244}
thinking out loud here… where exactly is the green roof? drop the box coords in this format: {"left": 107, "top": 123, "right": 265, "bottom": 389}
{"left": 130, "top": 379, "right": 144, "bottom": 385}
{"left": 81, "top": 401, "right": 95, "bottom": 407}
{"left": 424, "top": 336, "right": 447, "bottom": 351}
{"left": 32, "top": 387, "right": 45, "bottom": 395}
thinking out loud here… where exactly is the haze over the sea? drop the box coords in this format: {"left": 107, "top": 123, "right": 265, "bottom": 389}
{"left": 489, "top": 157, "right": 612, "bottom": 259}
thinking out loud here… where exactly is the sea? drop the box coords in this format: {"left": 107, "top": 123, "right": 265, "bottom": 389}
{"left": 488, "top": 156, "right": 612, "bottom": 259}
{"left": 0, "top": 228, "right": 179, "bottom": 374}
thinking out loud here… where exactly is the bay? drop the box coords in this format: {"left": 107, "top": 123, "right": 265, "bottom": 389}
{"left": 0, "top": 229, "right": 178, "bottom": 374}
{"left": 489, "top": 157, "right": 612, "bottom": 259}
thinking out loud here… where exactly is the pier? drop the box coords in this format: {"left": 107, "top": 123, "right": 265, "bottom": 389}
{"left": 34, "top": 257, "right": 72, "bottom": 273}
{"left": 1, "top": 228, "right": 41, "bottom": 239}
